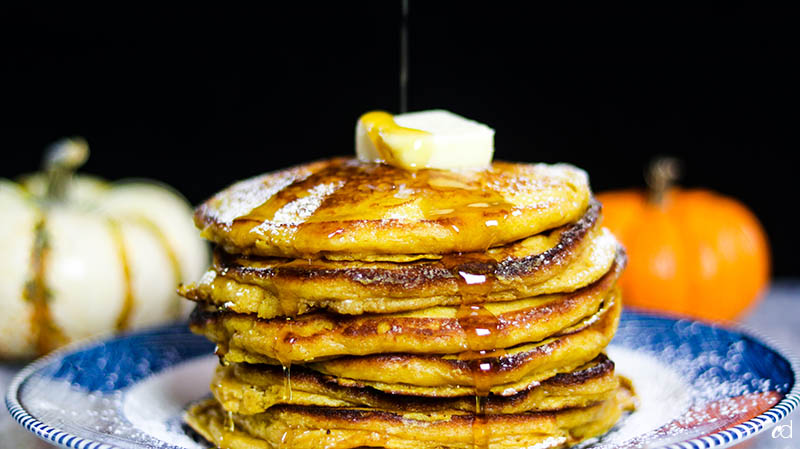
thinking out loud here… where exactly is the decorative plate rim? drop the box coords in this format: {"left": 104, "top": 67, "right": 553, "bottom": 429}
{"left": 5, "top": 313, "right": 800, "bottom": 449}
{"left": 639, "top": 310, "right": 800, "bottom": 449}
{"left": 4, "top": 327, "right": 194, "bottom": 449}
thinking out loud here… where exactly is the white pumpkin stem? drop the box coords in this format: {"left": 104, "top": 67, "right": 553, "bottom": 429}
{"left": 44, "top": 137, "right": 90, "bottom": 201}
{"left": 646, "top": 157, "right": 681, "bottom": 206}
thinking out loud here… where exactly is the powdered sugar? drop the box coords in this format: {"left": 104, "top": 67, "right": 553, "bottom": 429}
{"left": 582, "top": 335, "right": 787, "bottom": 448}
{"left": 15, "top": 356, "right": 216, "bottom": 448}
{"left": 123, "top": 356, "right": 216, "bottom": 447}
{"left": 598, "top": 346, "right": 692, "bottom": 445}
{"left": 209, "top": 169, "right": 311, "bottom": 227}
{"left": 251, "top": 180, "right": 344, "bottom": 238}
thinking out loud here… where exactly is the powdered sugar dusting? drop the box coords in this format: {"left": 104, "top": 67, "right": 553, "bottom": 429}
{"left": 526, "top": 435, "right": 568, "bottom": 448}
{"left": 543, "top": 163, "right": 589, "bottom": 187}
{"left": 581, "top": 335, "right": 788, "bottom": 448}
{"left": 19, "top": 356, "right": 213, "bottom": 448}
{"left": 123, "top": 356, "right": 216, "bottom": 448}
{"left": 197, "top": 269, "right": 216, "bottom": 285}
{"left": 251, "top": 180, "right": 345, "bottom": 238}
{"left": 599, "top": 346, "right": 692, "bottom": 444}
{"left": 210, "top": 169, "right": 310, "bottom": 227}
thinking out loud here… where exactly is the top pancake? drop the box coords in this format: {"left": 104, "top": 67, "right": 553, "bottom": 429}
{"left": 195, "top": 158, "right": 591, "bottom": 258}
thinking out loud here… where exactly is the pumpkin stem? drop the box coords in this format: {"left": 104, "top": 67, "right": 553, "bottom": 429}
{"left": 646, "top": 157, "right": 681, "bottom": 206}
{"left": 43, "top": 137, "right": 89, "bottom": 201}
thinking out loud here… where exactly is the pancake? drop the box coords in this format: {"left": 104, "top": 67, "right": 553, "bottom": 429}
{"left": 184, "top": 152, "right": 634, "bottom": 449}
{"left": 190, "top": 254, "right": 623, "bottom": 363}
{"left": 194, "top": 158, "right": 591, "bottom": 258}
{"left": 310, "top": 292, "right": 620, "bottom": 397}
{"left": 212, "top": 354, "right": 618, "bottom": 415}
{"left": 182, "top": 227, "right": 615, "bottom": 319}
{"left": 180, "top": 210, "right": 619, "bottom": 319}
{"left": 185, "top": 384, "right": 634, "bottom": 449}
{"left": 183, "top": 228, "right": 614, "bottom": 319}
{"left": 210, "top": 290, "right": 620, "bottom": 397}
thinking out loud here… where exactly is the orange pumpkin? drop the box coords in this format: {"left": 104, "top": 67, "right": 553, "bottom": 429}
{"left": 596, "top": 158, "right": 770, "bottom": 321}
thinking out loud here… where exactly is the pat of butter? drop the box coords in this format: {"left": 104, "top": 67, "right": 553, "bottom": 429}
{"left": 356, "top": 109, "right": 495, "bottom": 171}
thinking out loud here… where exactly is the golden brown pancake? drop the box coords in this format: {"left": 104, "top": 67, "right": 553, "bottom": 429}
{"left": 194, "top": 158, "right": 591, "bottom": 258}
{"left": 180, "top": 207, "right": 620, "bottom": 319}
{"left": 208, "top": 291, "right": 620, "bottom": 398}
{"left": 185, "top": 384, "right": 634, "bottom": 449}
{"left": 309, "top": 292, "right": 620, "bottom": 397}
{"left": 183, "top": 155, "right": 634, "bottom": 449}
{"left": 189, "top": 254, "right": 623, "bottom": 363}
{"left": 212, "top": 354, "right": 618, "bottom": 415}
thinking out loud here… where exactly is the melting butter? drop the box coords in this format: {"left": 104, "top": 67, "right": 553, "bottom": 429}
{"left": 356, "top": 109, "right": 495, "bottom": 171}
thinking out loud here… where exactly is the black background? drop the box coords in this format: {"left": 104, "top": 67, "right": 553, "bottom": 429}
{"left": 1, "top": 3, "right": 795, "bottom": 275}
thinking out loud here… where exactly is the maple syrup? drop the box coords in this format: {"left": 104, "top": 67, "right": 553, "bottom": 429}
{"left": 282, "top": 364, "right": 293, "bottom": 401}
{"left": 231, "top": 161, "right": 533, "bottom": 448}
{"left": 277, "top": 287, "right": 301, "bottom": 319}
{"left": 224, "top": 410, "right": 235, "bottom": 432}
{"left": 273, "top": 317, "right": 296, "bottom": 404}
{"left": 359, "top": 111, "right": 434, "bottom": 169}
{"left": 214, "top": 344, "right": 230, "bottom": 366}
{"left": 231, "top": 160, "right": 518, "bottom": 256}
{"left": 453, "top": 264, "right": 502, "bottom": 449}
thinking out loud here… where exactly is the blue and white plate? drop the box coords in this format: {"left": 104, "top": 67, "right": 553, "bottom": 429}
{"left": 6, "top": 311, "right": 799, "bottom": 449}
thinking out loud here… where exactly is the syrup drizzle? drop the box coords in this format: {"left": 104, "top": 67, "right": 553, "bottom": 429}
{"left": 283, "top": 364, "right": 293, "bottom": 401}
{"left": 274, "top": 316, "right": 295, "bottom": 406}
{"left": 453, "top": 264, "right": 502, "bottom": 449}
{"left": 224, "top": 410, "right": 235, "bottom": 433}
{"left": 277, "top": 287, "right": 301, "bottom": 322}
{"left": 230, "top": 162, "right": 534, "bottom": 449}
{"left": 231, "top": 161, "right": 518, "bottom": 255}
{"left": 214, "top": 343, "right": 230, "bottom": 366}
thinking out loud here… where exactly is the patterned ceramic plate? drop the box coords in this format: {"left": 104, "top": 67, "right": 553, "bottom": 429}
{"left": 6, "top": 311, "right": 799, "bottom": 449}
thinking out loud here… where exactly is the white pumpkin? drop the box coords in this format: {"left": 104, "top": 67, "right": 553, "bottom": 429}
{"left": 0, "top": 138, "right": 208, "bottom": 358}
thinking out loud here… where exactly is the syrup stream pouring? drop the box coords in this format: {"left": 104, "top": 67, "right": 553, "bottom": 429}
{"left": 400, "top": 0, "right": 409, "bottom": 114}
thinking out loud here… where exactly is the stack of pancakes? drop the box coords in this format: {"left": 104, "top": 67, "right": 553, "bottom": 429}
{"left": 181, "top": 158, "right": 635, "bottom": 449}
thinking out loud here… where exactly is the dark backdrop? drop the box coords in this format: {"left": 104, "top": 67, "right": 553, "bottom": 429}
{"left": 1, "top": 3, "right": 795, "bottom": 275}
